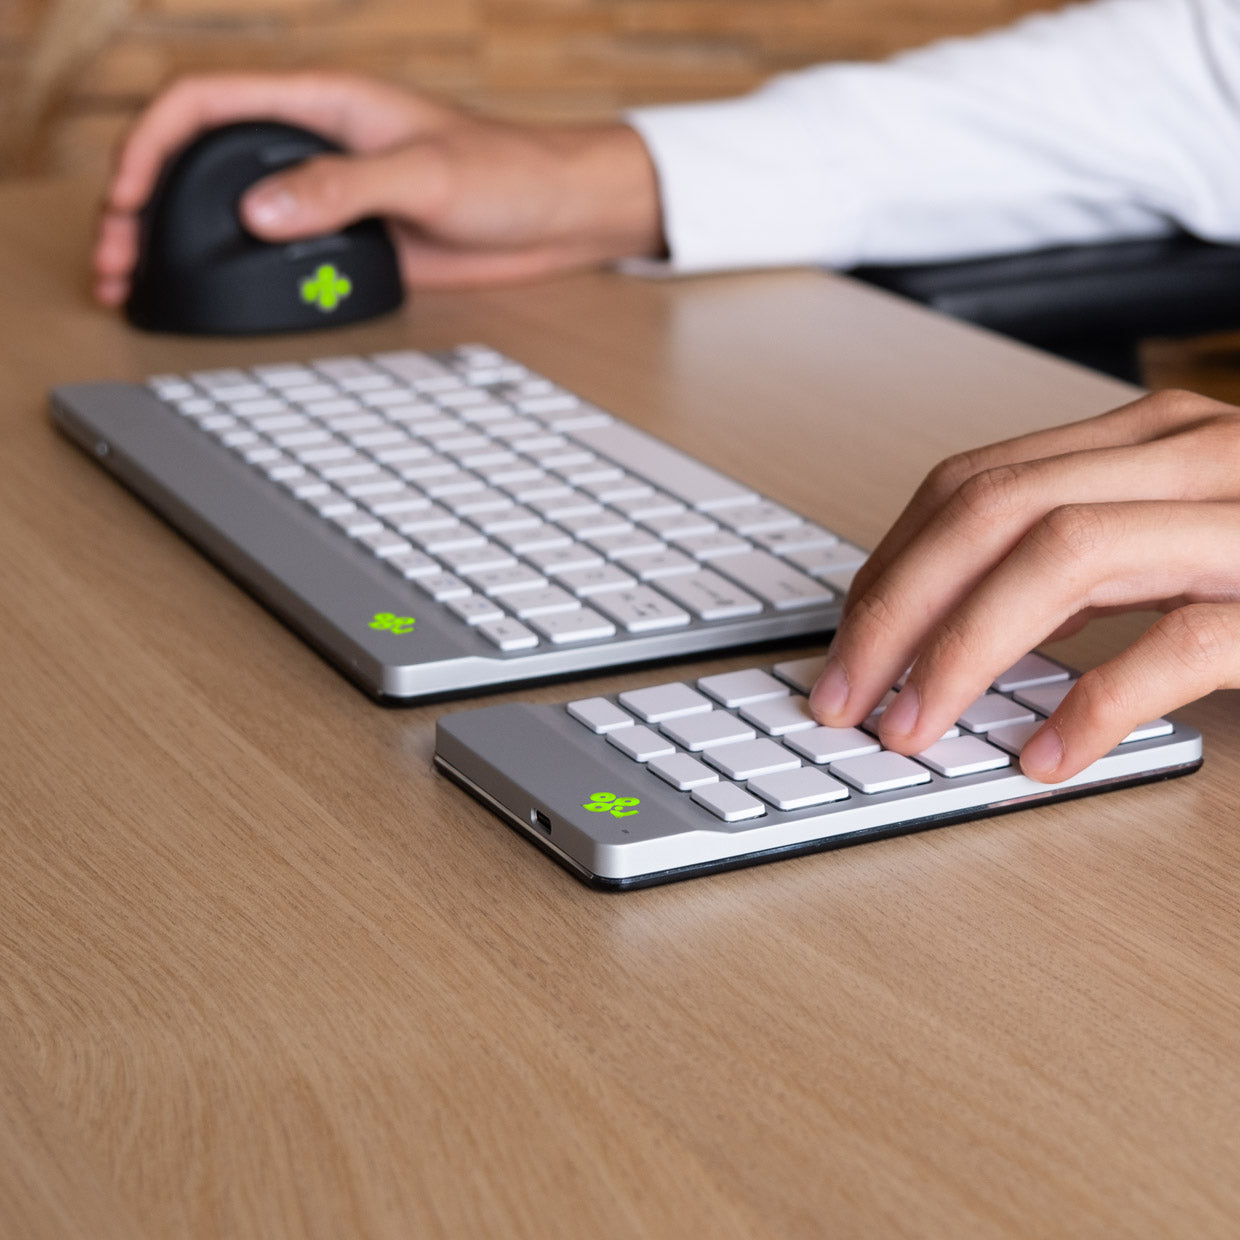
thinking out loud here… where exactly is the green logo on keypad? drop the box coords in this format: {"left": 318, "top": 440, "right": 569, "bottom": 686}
{"left": 584, "top": 793, "right": 640, "bottom": 817}
{"left": 370, "top": 612, "right": 416, "bottom": 635}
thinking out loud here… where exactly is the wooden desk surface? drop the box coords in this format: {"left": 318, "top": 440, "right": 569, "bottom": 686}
{"left": 3, "top": 179, "right": 1239, "bottom": 1240}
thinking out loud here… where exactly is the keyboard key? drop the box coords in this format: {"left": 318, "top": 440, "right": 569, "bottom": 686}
{"left": 958, "top": 693, "right": 1036, "bottom": 733}
{"left": 446, "top": 594, "right": 505, "bottom": 625}
{"left": 771, "top": 656, "right": 826, "bottom": 694}
{"left": 642, "top": 511, "right": 717, "bottom": 540}
{"left": 784, "top": 726, "right": 879, "bottom": 764}
{"left": 648, "top": 753, "right": 720, "bottom": 791}
{"left": 917, "top": 735, "right": 1010, "bottom": 777}
{"left": 475, "top": 617, "right": 539, "bottom": 651}
{"left": 713, "top": 551, "right": 833, "bottom": 610}
{"left": 703, "top": 739, "right": 801, "bottom": 780}
{"left": 384, "top": 549, "right": 440, "bottom": 579}
{"left": 1014, "top": 680, "right": 1076, "bottom": 714}
{"left": 607, "top": 725, "right": 676, "bottom": 762}
{"left": 829, "top": 752, "right": 931, "bottom": 794}
{"left": 718, "top": 502, "right": 802, "bottom": 535}
{"left": 786, "top": 541, "right": 869, "bottom": 577}
{"left": 355, "top": 528, "right": 412, "bottom": 558}
{"left": 753, "top": 524, "right": 839, "bottom": 555}
{"left": 618, "top": 683, "right": 713, "bottom": 723}
{"left": 567, "top": 697, "right": 634, "bottom": 733}
{"left": 739, "top": 696, "right": 818, "bottom": 736}
{"left": 522, "top": 544, "right": 601, "bottom": 572}
{"left": 748, "top": 767, "right": 850, "bottom": 810}
{"left": 439, "top": 545, "right": 519, "bottom": 575}
{"left": 690, "top": 782, "right": 766, "bottom": 822}
{"left": 587, "top": 529, "right": 666, "bottom": 560}
{"left": 415, "top": 572, "right": 471, "bottom": 601}
{"left": 672, "top": 530, "right": 752, "bottom": 560}
{"left": 985, "top": 720, "right": 1041, "bottom": 756}
{"left": 528, "top": 609, "right": 615, "bottom": 644}
{"left": 655, "top": 570, "right": 763, "bottom": 621}
{"left": 623, "top": 549, "right": 698, "bottom": 580}
{"left": 697, "top": 669, "right": 789, "bottom": 708}
{"left": 497, "top": 525, "right": 574, "bottom": 555}
{"left": 661, "top": 711, "right": 757, "bottom": 752}
{"left": 464, "top": 564, "right": 548, "bottom": 596}
{"left": 1122, "top": 718, "right": 1175, "bottom": 743}
{"left": 573, "top": 421, "right": 757, "bottom": 511}
{"left": 509, "top": 587, "right": 581, "bottom": 618}
{"left": 589, "top": 586, "right": 690, "bottom": 633}
{"left": 554, "top": 564, "right": 636, "bottom": 597}
{"left": 992, "top": 653, "right": 1071, "bottom": 692}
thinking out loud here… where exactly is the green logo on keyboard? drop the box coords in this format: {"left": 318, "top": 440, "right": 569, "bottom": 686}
{"left": 300, "top": 263, "right": 353, "bottom": 312}
{"left": 370, "top": 612, "right": 416, "bottom": 635}
{"left": 584, "top": 793, "right": 641, "bottom": 817}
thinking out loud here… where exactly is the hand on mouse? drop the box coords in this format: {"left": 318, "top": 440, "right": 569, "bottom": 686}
{"left": 93, "top": 71, "right": 665, "bottom": 306}
{"left": 808, "top": 388, "right": 1240, "bottom": 782}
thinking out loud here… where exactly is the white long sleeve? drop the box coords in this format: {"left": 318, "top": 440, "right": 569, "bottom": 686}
{"left": 625, "top": 0, "right": 1240, "bottom": 272}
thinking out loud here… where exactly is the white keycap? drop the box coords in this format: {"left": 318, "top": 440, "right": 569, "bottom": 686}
{"left": 446, "top": 594, "right": 505, "bottom": 625}
{"left": 754, "top": 524, "right": 839, "bottom": 555}
{"left": 555, "top": 564, "right": 637, "bottom": 597}
{"left": 475, "top": 617, "right": 538, "bottom": 651}
{"left": 477, "top": 505, "right": 539, "bottom": 533}
{"left": 610, "top": 493, "right": 683, "bottom": 521}
{"left": 355, "top": 528, "right": 412, "bottom": 558}
{"left": 521, "top": 544, "right": 601, "bottom": 572}
{"left": 464, "top": 564, "right": 549, "bottom": 596}
{"left": 1014, "top": 680, "right": 1077, "bottom": 714}
{"left": 672, "top": 531, "right": 752, "bottom": 560}
{"left": 648, "top": 753, "right": 720, "bottom": 791}
{"left": 739, "top": 696, "right": 818, "bottom": 736}
{"left": 589, "top": 586, "right": 690, "bottom": 633}
{"left": 713, "top": 551, "right": 833, "bottom": 610}
{"left": 747, "top": 767, "right": 850, "bottom": 811}
{"left": 660, "top": 711, "right": 757, "bottom": 752}
{"left": 510, "top": 587, "right": 581, "bottom": 618}
{"left": 367, "top": 488, "right": 432, "bottom": 516}
{"left": 393, "top": 505, "right": 458, "bottom": 534}
{"left": 697, "top": 669, "right": 789, "bottom": 708}
{"left": 384, "top": 549, "right": 440, "bottom": 579}
{"left": 558, "top": 510, "right": 631, "bottom": 538}
{"left": 623, "top": 549, "right": 698, "bottom": 580}
{"left": 642, "top": 511, "right": 717, "bottom": 539}
{"left": 771, "top": 656, "right": 827, "bottom": 694}
{"left": 618, "top": 683, "right": 713, "bottom": 723}
{"left": 786, "top": 541, "right": 869, "bottom": 576}
{"left": 372, "top": 350, "right": 457, "bottom": 384}
{"left": 958, "top": 693, "right": 1037, "bottom": 733}
{"left": 332, "top": 510, "right": 382, "bottom": 537}
{"left": 1122, "top": 718, "right": 1175, "bottom": 743}
{"left": 319, "top": 460, "right": 379, "bottom": 482}
{"left": 829, "top": 752, "right": 931, "bottom": 794}
{"left": 985, "top": 720, "right": 1042, "bottom": 756}
{"left": 992, "top": 653, "right": 1071, "bottom": 693}
{"left": 917, "top": 735, "right": 1010, "bottom": 777}
{"left": 567, "top": 698, "right": 634, "bottom": 734}
{"left": 718, "top": 502, "right": 802, "bottom": 535}
{"left": 226, "top": 396, "right": 288, "bottom": 417}
{"left": 588, "top": 529, "right": 666, "bottom": 560}
{"left": 417, "top": 526, "right": 488, "bottom": 556}
{"left": 703, "top": 739, "right": 800, "bottom": 780}
{"left": 784, "top": 726, "right": 880, "bottom": 764}
{"left": 607, "top": 726, "right": 675, "bottom": 762}
{"left": 655, "top": 570, "right": 763, "bottom": 621}
{"left": 446, "top": 488, "right": 513, "bottom": 516}
{"left": 573, "top": 421, "right": 757, "bottom": 511}
{"left": 690, "top": 783, "right": 766, "bottom": 822}
{"left": 416, "top": 573, "right": 471, "bottom": 601}
{"left": 528, "top": 609, "right": 615, "bottom": 644}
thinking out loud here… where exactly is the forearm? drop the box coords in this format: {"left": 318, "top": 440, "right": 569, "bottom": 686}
{"left": 627, "top": 0, "right": 1240, "bottom": 273}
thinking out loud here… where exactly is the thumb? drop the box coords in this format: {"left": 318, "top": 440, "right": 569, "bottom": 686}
{"left": 241, "top": 149, "right": 443, "bottom": 238}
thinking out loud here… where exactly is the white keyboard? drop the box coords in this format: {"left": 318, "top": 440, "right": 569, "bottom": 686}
{"left": 434, "top": 652, "right": 1203, "bottom": 887}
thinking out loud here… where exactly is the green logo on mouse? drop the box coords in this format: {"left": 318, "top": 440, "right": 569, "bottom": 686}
{"left": 370, "top": 612, "right": 416, "bottom": 635}
{"left": 583, "top": 793, "right": 640, "bottom": 817}
{"left": 300, "top": 264, "right": 353, "bottom": 312}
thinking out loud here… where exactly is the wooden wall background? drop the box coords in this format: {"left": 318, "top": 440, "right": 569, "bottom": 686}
{"left": 1, "top": 0, "right": 1061, "bottom": 181}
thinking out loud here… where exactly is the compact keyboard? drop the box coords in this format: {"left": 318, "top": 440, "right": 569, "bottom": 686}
{"left": 434, "top": 652, "right": 1203, "bottom": 888}
{"left": 52, "top": 345, "right": 855, "bottom": 700}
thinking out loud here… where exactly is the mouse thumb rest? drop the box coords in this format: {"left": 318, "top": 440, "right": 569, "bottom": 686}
{"left": 125, "top": 121, "right": 404, "bottom": 336}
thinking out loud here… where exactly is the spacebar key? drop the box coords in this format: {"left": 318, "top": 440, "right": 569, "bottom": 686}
{"left": 572, "top": 421, "right": 757, "bottom": 511}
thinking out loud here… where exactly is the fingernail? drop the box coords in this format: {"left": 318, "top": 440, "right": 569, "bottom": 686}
{"left": 881, "top": 683, "right": 920, "bottom": 738}
{"left": 1021, "top": 725, "right": 1064, "bottom": 781}
{"left": 810, "top": 655, "right": 850, "bottom": 719}
{"left": 244, "top": 184, "right": 296, "bottom": 228}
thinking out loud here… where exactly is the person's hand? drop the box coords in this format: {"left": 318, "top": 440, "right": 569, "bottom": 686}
{"left": 92, "top": 71, "right": 665, "bottom": 306}
{"left": 809, "top": 388, "right": 1240, "bottom": 782}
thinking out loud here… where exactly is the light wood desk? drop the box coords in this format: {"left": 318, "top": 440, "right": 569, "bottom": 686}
{"left": 3, "top": 179, "right": 1239, "bottom": 1240}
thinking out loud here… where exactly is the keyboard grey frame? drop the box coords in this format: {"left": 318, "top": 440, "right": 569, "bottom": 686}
{"left": 434, "top": 692, "right": 1203, "bottom": 889}
{"left": 50, "top": 379, "right": 842, "bottom": 702}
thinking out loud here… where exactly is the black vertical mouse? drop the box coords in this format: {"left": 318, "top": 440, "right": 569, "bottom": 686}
{"left": 125, "top": 121, "right": 404, "bottom": 335}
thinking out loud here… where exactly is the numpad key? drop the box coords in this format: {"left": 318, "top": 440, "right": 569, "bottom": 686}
{"left": 51, "top": 344, "right": 856, "bottom": 701}
{"left": 433, "top": 652, "right": 1203, "bottom": 888}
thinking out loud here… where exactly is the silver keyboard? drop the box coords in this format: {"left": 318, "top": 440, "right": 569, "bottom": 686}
{"left": 434, "top": 652, "right": 1203, "bottom": 887}
{"left": 52, "top": 345, "right": 854, "bottom": 699}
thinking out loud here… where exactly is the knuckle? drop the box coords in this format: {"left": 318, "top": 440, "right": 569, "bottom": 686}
{"left": 924, "top": 450, "right": 986, "bottom": 504}
{"left": 1070, "top": 666, "right": 1133, "bottom": 731}
{"left": 846, "top": 584, "right": 903, "bottom": 639}
{"left": 1154, "top": 605, "right": 1235, "bottom": 678}
{"left": 1028, "top": 502, "right": 1112, "bottom": 565}
{"left": 950, "top": 462, "right": 1028, "bottom": 525}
